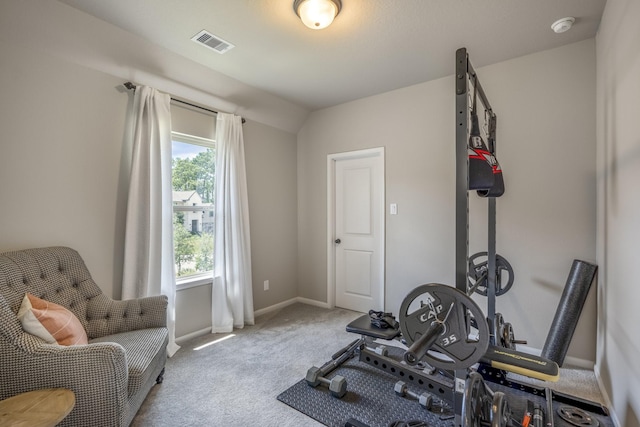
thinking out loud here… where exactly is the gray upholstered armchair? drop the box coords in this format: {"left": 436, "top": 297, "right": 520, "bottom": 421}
{"left": 0, "top": 247, "right": 168, "bottom": 426}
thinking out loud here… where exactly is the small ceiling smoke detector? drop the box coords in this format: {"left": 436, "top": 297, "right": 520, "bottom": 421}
{"left": 191, "top": 30, "right": 235, "bottom": 54}
{"left": 551, "top": 17, "right": 575, "bottom": 34}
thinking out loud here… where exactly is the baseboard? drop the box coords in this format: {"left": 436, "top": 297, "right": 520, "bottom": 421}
{"left": 514, "top": 345, "right": 595, "bottom": 370}
{"left": 594, "top": 363, "right": 620, "bottom": 427}
{"left": 253, "top": 297, "right": 330, "bottom": 318}
{"left": 562, "top": 354, "right": 595, "bottom": 370}
{"left": 295, "top": 297, "right": 331, "bottom": 309}
{"left": 176, "top": 298, "right": 332, "bottom": 343}
{"left": 253, "top": 297, "right": 299, "bottom": 317}
{"left": 176, "top": 326, "right": 211, "bottom": 344}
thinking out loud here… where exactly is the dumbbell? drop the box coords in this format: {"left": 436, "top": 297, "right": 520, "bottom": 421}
{"left": 394, "top": 381, "right": 433, "bottom": 410}
{"left": 305, "top": 366, "right": 347, "bottom": 398}
{"left": 305, "top": 338, "right": 364, "bottom": 398}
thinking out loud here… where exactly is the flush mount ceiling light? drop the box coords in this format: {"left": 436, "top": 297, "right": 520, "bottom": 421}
{"left": 551, "top": 17, "right": 575, "bottom": 33}
{"left": 294, "top": 0, "right": 342, "bottom": 30}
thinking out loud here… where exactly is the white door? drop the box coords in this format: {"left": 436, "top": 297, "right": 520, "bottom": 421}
{"left": 329, "top": 148, "right": 384, "bottom": 313}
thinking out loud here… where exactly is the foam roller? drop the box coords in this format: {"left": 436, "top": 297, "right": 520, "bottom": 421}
{"left": 541, "top": 260, "right": 597, "bottom": 366}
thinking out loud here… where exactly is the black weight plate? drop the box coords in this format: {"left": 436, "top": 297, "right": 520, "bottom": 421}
{"left": 399, "top": 283, "right": 490, "bottom": 371}
{"left": 502, "top": 323, "right": 516, "bottom": 350}
{"left": 492, "top": 313, "right": 504, "bottom": 347}
{"left": 491, "top": 392, "right": 511, "bottom": 427}
{"left": 463, "top": 372, "right": 493, "bottom": 427}
{"left": 558, "top": 406, "right": 600, "bottom": 427}
{"left": 468, "top": 252, "right": 514, "bottom": 297}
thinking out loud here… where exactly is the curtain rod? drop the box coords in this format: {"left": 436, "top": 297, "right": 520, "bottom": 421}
{"left": 123, "top": 82, "right": 245, "bottom": 124}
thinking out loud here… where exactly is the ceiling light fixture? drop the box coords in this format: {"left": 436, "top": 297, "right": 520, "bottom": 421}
{"left": 551, "top": 17, "right": 575, "bottom": 33}
{"left": 294, "top": 0, "right": 342, "bottom": 30}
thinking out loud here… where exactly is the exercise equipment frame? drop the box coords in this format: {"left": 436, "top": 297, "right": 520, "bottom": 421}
{"left": 455, "top": 47, "right": 499, "bottom": 315}
{"left": 455, "top": 47, "right": 499, "bottom": 427}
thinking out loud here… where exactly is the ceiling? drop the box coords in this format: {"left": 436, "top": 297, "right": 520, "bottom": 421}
{"left": 58, "top": 0, "right": 606, "bottom": 111}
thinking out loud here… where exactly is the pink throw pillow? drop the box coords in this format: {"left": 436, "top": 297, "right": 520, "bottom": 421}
{"left": 17, "top": 293, "right": 88, "bottom": 346}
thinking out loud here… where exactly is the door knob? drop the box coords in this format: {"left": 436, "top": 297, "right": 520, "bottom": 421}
{"left": 335, "top": 239, "right": 341, "bottom": 244}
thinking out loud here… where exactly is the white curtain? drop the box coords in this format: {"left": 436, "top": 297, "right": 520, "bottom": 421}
{"left": 122, "top": 86, "right": 180, "bottom": 356}
{"left": 212, "top": 113, "right": 254, "bottom": 333}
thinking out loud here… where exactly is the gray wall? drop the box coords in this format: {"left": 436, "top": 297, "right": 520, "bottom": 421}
{"left": 596, "top": 1, "right": 640, "bottom": 426}
{"left": 0, "top": 35, "right": 299, "bottom": 337}
{"left": 0, "top": 41, "right": 129, "bottom": 299}
{"left": 244, "top": 121, "right": 299, "bottom": 311}
{"left": 297, "top": 39, "right": 597, "bottom": 363}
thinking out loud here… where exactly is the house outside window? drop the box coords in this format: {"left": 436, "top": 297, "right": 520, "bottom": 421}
{"left": 171, "top": 131, "right": 215, "bottom": 280}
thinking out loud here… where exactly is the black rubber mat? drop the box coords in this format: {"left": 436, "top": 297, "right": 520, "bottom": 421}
{"left": 277, "top": 356, "right": 455, "bottom": 427}
{"left": 277, "top": 353, "right": 615, "bottom": 427}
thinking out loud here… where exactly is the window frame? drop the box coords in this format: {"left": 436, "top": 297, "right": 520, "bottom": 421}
{"left": 171, "top": 131, "right": 216, "bottom": 291}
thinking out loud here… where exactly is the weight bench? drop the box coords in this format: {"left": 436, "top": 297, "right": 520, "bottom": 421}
{"left": 346, "top": 313, "right": 401, "bottom": 340}
{"left": 345, "top": 312, "right": 559, "bottom": 381}
{"left": 300, "top": 284, "right": 565, "bottom": 427}
{"left": 304, "top": 311, "right": 457, "bottom": 405}
{"left": 338, "top": 313, "right": 605, "bottom": 427}
{"left": 305, "top": 284, "right": 559, "bottom": 423}
{"left": 343, "top": 313, "right": 458, "bottom": 405}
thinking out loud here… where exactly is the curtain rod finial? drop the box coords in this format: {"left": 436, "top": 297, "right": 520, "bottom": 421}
{"left": 123, "top": 82, "right": 136, "bottom": 91}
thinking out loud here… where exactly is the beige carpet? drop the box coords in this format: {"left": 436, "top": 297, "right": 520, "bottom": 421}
{"left": 509, "top": 367, "right": 605, "bottom": 406}
{"left": 131, "top": 303, "right": 605, "bottom": 426}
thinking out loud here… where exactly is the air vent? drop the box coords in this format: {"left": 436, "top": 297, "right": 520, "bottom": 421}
{"left": 191, "top": 30, "right": 235, "bottom": 54}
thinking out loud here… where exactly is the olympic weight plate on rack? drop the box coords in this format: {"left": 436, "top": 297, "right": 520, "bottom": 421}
{"left": 399, "top": 283, "right": 490, "bottom": 370}
{"left": 468, "top": 252, "right": 514, "bottom": 297}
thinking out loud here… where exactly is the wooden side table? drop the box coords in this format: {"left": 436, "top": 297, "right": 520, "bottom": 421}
{"left": 0, "top": 388, "right": 75, "bottom": 427}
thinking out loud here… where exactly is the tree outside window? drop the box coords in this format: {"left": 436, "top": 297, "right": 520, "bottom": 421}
{"left": 171, "top": 134, "right": 215, "bottom": 278}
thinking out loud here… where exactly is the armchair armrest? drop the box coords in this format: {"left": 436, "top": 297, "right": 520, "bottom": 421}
{"left": 86, "top": 294, "right": 168, "bottom": 339}
{"left": 0, "top": 333, "right": 129, "bottom": 426}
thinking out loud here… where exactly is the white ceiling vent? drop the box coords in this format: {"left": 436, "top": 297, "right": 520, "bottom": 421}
{"left": 191, "top": 30, "right": 235, "bottom": 54}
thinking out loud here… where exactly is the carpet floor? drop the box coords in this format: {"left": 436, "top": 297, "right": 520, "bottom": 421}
{"left": 130, "top": 303, "right": 605, "bottom": 427}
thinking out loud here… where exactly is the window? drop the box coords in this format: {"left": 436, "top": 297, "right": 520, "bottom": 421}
{"left": 171, "top": 131, "right": 215, "bottom": 282}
